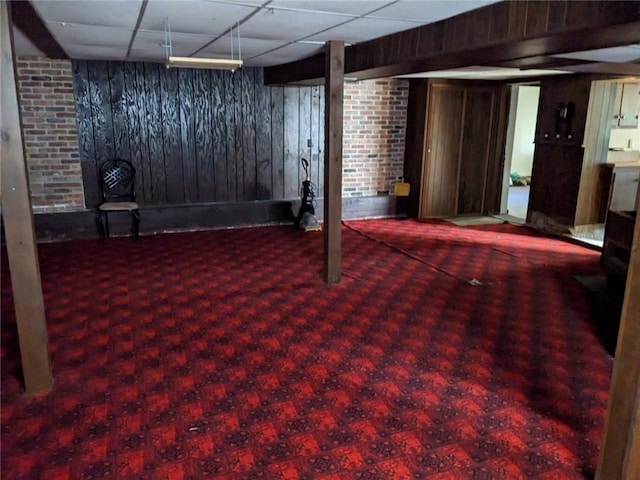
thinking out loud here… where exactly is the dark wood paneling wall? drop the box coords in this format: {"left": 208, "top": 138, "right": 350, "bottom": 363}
{"left": 72, "top": 61, "right": 324, "bottom": 208}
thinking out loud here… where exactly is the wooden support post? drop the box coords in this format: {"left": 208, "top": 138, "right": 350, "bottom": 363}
{"left": 0, "top": 1, "right": 53, "bottom": 395}
{"left": 323, "top": 40, "right": 344, "bottom": 285}
{"left": 596, "top": 193, "right": 640, "bottom": 479}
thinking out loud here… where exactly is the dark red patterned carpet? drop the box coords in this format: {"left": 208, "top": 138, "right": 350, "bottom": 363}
{"left": 1, "top": 219, "right": 612, "bottom": 479}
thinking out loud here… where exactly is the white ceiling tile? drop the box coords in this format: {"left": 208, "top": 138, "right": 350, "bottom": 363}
{"left": 269, "top": 0, "right": 393, "bottom": 16}
{"left": 32, "top": 1, "right": 143, "bottom": 28}
{"left": 46, "top": 22, "right": 133, "bottom": 48}
{"left": 370, "top": 0, "right": 497, "bottom": 23}
{"left": 241, "top": 8, "right": 352, "bottom": 41}
{"left": 397, "top": 66, "right": 569, "bottom": 80}
{"left": 260, "top": 42, "right": 323, "bottom": 58}
{"left": 554, "top": 46, "right": 640, "bottom": 64}
{"left": 12, "top": 27, "right": 45, "bottom": 57}
{"left": 254, "top": 56, "right": 316, "bottom": 67}
{"left": 63, "top": 45, "right": 128, "bottom": 61}
{"left": 127, "top": 50, "right": 167, "bottom": 62}
{"left": 243, "top": 56, "right": 280, "bottom": 67}
{"left": 141, "top": 0, "right": 257, "bottom": 35}
{"left": 242, "top": 46, "right": 321, "bottom": 66}
{"left": 137, "top": 29, "right": 215, "bottom": 45}
{"left": 200, "top": 37, "right": 287, "bottom": 58}
{"left": 133, "top": 30, "right": 215, "bottom": 57}
{"left": 245, "top": 54, "right": 300, "bottom": 67}
{"left": 305, "top": 17, "right": 419, "bottom": 44}
{"left": 246, "top": 43, "right": 323, "bottom": 66}
{"left": 210, "top": 0, "right": 266, "bottom": 6}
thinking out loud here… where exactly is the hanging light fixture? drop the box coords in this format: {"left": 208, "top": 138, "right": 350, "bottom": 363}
{"left": 164, "top": 18, "right": 243, "bottom": 71}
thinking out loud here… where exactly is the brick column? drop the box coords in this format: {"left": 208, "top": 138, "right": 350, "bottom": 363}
{"left": 16, "top": 57, "right": 84, "bottom": 212}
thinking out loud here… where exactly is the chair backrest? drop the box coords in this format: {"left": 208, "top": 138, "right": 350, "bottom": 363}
{"left": 99, "top": 159, "right": 136, "bottom": 203}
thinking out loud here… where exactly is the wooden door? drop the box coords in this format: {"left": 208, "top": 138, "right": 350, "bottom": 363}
{"left": 420, "top": 86, "right": 464, "bottom": 217}
{"left": 419, "top": 83, "right": 501, "bottom": 218}
{"left": 457, "top": 89, "right": 495, "bottom": 215}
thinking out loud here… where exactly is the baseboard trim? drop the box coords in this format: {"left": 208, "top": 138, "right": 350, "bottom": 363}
{"left": 27, "top": 195, "right": 406, "bottom": 241}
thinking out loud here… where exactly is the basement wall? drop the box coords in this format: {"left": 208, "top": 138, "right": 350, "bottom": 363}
{"left": 343, "top": 79, "right": 408, "bottom": 196}
{"left": 13, "top": 57, "right": 407, "bottom": 239}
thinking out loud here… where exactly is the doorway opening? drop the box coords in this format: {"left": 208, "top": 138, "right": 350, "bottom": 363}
{"left": 500, "top": 84, "right": 540, "bottom": 221}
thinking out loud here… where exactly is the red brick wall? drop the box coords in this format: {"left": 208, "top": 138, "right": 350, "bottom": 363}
{"left": 343, "top": 78, "right": 408, "bottom": 197}
{"left": 16, "top": 56, "right": 84, "bottom": 212}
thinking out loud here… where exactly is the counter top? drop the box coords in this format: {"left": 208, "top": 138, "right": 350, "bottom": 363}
{"left": 606, "top": 162, "right": 640, "bottom": 168}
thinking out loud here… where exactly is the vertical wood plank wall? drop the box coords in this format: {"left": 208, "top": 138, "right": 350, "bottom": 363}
{"left": 72, "top": 61, "right": 325, "bottom": 208}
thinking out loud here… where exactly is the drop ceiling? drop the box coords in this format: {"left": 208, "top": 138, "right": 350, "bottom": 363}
{"left": 13, "top": 0, "right": 640, "bottom": 80}
{"left": 19, "top": 0, "right": 499, "bottom": 65}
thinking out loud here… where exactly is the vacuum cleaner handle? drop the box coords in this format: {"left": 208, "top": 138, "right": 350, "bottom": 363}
{"left": 301, "top": 158, "right": 309, "bottom": 177}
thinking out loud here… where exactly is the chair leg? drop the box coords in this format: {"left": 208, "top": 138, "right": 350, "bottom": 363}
{"left": 132, "top": 209, "right": 140, "bottom": 239}
{"left": 97, "top": 212, "right": 106, "bottom": 240}
{"left": 104, "top": 212, "right": 110, "bottom": 238}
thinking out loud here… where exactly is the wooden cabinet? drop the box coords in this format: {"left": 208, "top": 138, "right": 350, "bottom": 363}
{"left": 612, "top": 83, "right": 640, "bottom": 129}
{"left": 599, "top": 164, "right": 637, "bottom": 284}
{"left": 599, "top": 164, "right": 640, "bottom": 222}
{"left": 602, "top": 210, "right": 635, "bottom": 286}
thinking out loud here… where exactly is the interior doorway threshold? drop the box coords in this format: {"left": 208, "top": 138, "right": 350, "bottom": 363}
{"left": 446, "top": 216, "right": 506, "bottom": 226}
{"left": 493, "top": 214, "right": 526, "bottom": 225}
{"left": 567, "top": 223, "right": 605, "bottom": 249}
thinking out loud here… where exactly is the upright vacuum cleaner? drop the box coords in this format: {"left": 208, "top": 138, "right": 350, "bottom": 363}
{"left": 295, "top": 158, "right": 321, "bottom": 232}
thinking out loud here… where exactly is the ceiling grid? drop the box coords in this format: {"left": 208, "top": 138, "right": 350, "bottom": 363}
{"left": 15, "top": 0, "right": 640, "bottom": 79}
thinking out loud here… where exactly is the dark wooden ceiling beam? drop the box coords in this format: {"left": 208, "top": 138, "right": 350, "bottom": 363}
{"left": 10, "top": 0, "right": 67, "bottom": 59}
{"left": 265, "top": 53, "right": 325, "bottom": 86}
{"left": 265, "top": 0, "right": 640, "bottom": 85}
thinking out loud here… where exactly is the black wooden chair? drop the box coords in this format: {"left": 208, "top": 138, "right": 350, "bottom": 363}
{"left": 97, "top": 159, "right": 140, "bottom": 239}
